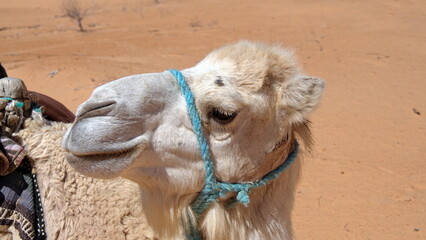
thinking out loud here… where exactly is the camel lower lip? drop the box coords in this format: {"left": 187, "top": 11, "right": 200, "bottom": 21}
{"left": 67, "top": 148, "right": 137, "bottom": 162}
{"left": 66, "top": 147, "right": 142, "bottom": 179}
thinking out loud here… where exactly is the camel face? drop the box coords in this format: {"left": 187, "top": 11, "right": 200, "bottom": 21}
{"left": 63, "top": 41, "right": 324, "bottom": 197}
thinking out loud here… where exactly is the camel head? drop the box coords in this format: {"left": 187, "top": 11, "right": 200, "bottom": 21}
{"left": 63, "top": 40, "right": 324, "bottom": 193}
{"left": 63, "top": 41, "right": 324, "bottom": 237}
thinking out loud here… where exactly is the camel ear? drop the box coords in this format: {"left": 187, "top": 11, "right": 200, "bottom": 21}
{"left": 281, "top": 76, "right": 325, "bottom": 123}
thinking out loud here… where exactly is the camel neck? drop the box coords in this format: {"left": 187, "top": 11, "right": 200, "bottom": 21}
{"left": 194, "top": 150, "right": 301, "bottom": 240}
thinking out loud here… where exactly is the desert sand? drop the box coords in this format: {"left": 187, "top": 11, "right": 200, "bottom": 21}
{"left": 1, "top": 0, "right": 425, "bottom": 239}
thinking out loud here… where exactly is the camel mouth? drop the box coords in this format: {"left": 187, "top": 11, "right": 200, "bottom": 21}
{"left": 68, "top": 147, "right": 137, "bottom": 161}
{"left": 66, "top": 146, "right": 144, "bottom": 178}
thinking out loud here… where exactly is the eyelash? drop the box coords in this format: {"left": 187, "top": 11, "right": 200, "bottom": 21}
{"left": 210, "top": 108, "right": 237, "bottom": 124}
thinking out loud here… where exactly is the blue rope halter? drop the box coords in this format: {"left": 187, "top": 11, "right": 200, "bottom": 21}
{"left": 168, "top": 69, "right": 299, "bottom": 240}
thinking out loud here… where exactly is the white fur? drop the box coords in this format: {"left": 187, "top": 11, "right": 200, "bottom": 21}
{"left": 63, "top": 41, "right": 325, "bottom": 240}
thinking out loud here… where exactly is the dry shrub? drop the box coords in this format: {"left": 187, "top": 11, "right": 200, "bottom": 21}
{"left": 62, "top": 0, "right": 94, "bottom": 32}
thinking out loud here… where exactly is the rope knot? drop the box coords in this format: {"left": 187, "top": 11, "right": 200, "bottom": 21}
{"left": 218, "top": 190, "right": 227, "bottom": 198}
{"left": 236, "top": 187, "right": 251, "bottom": 206}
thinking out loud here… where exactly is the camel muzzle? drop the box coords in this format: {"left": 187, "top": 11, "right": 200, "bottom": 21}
{"left": 76, "top": 100, "right": 116, "bottom": 120}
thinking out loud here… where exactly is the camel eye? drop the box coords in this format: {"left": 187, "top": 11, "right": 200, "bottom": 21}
{"left": 210, "top": 108, "right": 237, "bottom": 124}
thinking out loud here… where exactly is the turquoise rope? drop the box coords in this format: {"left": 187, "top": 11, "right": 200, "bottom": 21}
{"left": 0, "top": 97, "right": 41, "bottom": 112}
{"left": 168, "top": 70, "right": 299, "bottom": 240}
{"left": 0, "top": 97, "right": 25, "bottom": 108}
{"left": 0, "top": 97, "right": 14, "bottom": 101}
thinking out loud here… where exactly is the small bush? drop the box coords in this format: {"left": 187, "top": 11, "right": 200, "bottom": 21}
{"left": 62, "top": 0, "right": 93, "bottom": 32}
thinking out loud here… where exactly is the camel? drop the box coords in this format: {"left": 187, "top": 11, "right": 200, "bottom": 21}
{"left": 63, "top": 41, "right": 325, "bottom": 240}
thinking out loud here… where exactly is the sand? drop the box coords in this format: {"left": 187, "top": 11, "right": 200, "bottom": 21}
{"left": 1, "top": 0, "right": 425, "bottom": 239}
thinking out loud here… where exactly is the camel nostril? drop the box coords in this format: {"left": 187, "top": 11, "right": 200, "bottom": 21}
{"left": 76, "top": 100, "right": 116, "bottom": 119}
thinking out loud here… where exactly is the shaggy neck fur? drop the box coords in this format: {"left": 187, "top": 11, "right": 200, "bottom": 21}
{"left": 141, "top": 130, "right": 305, "bottom": 240}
